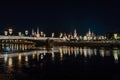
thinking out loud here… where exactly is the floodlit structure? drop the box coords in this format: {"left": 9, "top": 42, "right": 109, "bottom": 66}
{"left": 8, "top": 28, "right": 13, "bottom": 35}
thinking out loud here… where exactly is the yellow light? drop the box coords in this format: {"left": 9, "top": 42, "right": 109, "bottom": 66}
{"left": 8, "top": 57, "right": 13, "bottom": 67}
{"left": 114, "top": 34, "right": 118, "bottom": 39}
{"left": 36, "top": 34, "right": 40, "bottom": 38}
{"left": 41, "top": 55, "right": 44, "bottom": 59}
{"left": 25, "top": 56, "right": 28, "bottom": 62}
{"left": 8, "top": 28, "right": 13, "bottom": 35}
{"left": 4, "top": 31, "right": 8, "bottom": 36}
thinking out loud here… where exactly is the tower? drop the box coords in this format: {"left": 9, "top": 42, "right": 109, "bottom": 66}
{"left": 36, "top": 27, "right": 40, "bottom": 38}
{"left": 86, "top": 28, "right": 91, "bottom": 37}
{"left": 37, "top": 27, "right": 39, "bottom": 34}
{"left": 32, "top": 29, "right": 34, "bottom": 36}
{"left": 74, "top": 28, "right": 77, "bottom": 38}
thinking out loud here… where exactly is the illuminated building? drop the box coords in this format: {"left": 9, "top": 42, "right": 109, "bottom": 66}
{"left": 32, "top": 28, "right": 34, "bottom": 36}
{"left": 40, "top": 31, "right": 43, "bottom": 36}
{"left": 4, "top": 31, "right": 8, "bottom": 36}
{"left": 25, "top": 30, "right": 28, "bottom": 36}
{"left": 74, "top": 28, "right": 77, "bottom": 38}
{"left": 59, "top": 33, "right": 63, "bottom": 38}
{"left": 36, "top": 27, "right": 40, "bottom": 38}
{"left": 8, "top": 28, "right": 13, "bottom": 35}
{"left": 86, "top": 28, "right": 95, "bottom": 40}
{"left": 43, "top": 34, "right": 46, "bottom": 37}
{"left": 114, "top": 33, "right": 118, "bottom": 39}
{"left": 18, "top": 32, "right": 22, "bottom": 36}
{"left": 52, "top": 32, "right": 54, "bottom": 38}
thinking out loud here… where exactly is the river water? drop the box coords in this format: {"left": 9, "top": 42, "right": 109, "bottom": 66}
{"left": 0, "top": 46, "right": 120, "bottom": 80}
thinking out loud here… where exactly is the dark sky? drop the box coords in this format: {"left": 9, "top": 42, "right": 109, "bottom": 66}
{"left": 0, "top": 0, "right": 120, "bottom": 35}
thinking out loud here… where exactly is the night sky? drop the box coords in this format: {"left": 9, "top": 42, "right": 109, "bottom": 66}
{"left": 0, "top": 0, "right": 120, "bottom": 35}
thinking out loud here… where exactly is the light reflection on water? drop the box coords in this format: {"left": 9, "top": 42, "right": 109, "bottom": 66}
{"left": 1, "top": 47, "right": 120, "bottom": 61}
{"left": 0, "top": 46, "right": 120, "bottom": 75}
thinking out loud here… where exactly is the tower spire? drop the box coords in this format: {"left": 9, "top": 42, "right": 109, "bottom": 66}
{"left": 89, "top": 28, "right": 91, "bottom": 33}
{"left": 32, "top": 28, "right": 34, "bottom": 36}
{"left": 37, "top": 27, "right": 39, "bottom": 34}
{"left": 74, "top": 28, "right": 77, "bottom": 38}
{"left": 88, "top": 28, "right": 91, "bottom": 36}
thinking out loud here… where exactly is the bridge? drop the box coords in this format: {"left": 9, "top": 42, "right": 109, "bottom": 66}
{"left": 0, "top": 35, "right": 64, "bottom": 42}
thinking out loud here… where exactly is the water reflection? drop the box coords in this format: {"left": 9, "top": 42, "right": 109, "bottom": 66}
{"left": 7, "top": 57, "right": 13, "bottom": 73}
{"left": 18, "top": 53, "right": 22, "bottom": 68}
{"left": 113, "top": 48, "right": 120, "bottom": 63}
{"left": 99, "top": 48, "right": 105, "bottom": 57}
{"left": 8, "top": 57, "right": 13, "bottom": 68}
{"left": 32, "top": 52, "right": 36, "bottom": 59}
{"left": 51, "top": 48, "right": 54, "bottom": 61}
{"left": 94, "top": 48, "right": 97, "bottom": 55}
{"left": 0, "top": 46, "right": 120, "bottom": 74}
{"left": 83, "top": 47, "right": 87, "bottom": 57}
{"left": 4, "top": 52, "right": 8, "bottom": 63}
{"left": 25, "top": 55, "right": 29, "bottom": 67}
{"left": 1, "top": 43, "right": 33, "bottom": 51}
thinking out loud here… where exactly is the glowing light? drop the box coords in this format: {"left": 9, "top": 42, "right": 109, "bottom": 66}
{"left": 67, "top": 47, "right": 70, "bottom": 55}
{"left": 113, "top": 49, "right": 119, "bottom": 63}
{"left": 80, "top": 47, "right": 83, "bottom": 55}
{"left": 100, "top": 48, "right": 104, "bottom": 57}
{"left": 83, "top": 47, "right": 87, "bottom": 57}
{"left": 43, "top": 34, "right": 46, "bottom": 37}
{"left": 74, "top": 47, "right": 77, "bottom": 57}
{"left": 18, "top": 53, "right": 22, "bottom": 68}
{"left": 25, "top": 30, "right": 28, "bottom": 36}
{"left": 8, "top": 28, "right": 13, "bottom": 35}
{"left": 40, "top": 31, "right": 43, "bottom": 36}
{"left": 25, "top": 56, "right": 28, "bottom": 62}
{"left": 8, "top": 57, "right": 13, "bottom": 67}
{"left": 114, "top": 34, "right": 118, "bottom": 39}
{"left": 36, "top": 34, "right": 40, "bottom": 38}
{"left": 114, "top": 53, "right": 118, "bottom": 61}
{"left": 4, "top": 31, "right": 8, "bottom": 36}
{"left": 59, "top": 47, "right": 63, "bottom": 61}
{"left": 52, "top": 32, "right": 54, "bottom": 38}
{"left": 37, "top": 53, "right": 39, "bottom": 61}
{"left": 4, "top": 53, "right": 8, "bottom": 63}
{"left": 32, "top": 53, "right": 35, "bottom": 59}
{"left": 94, "top": 49, "right": 97, "bottom": 55}
{"left": 41, "top": 55, "right": 44, "bottom": 59}
{"left": 18, "top": 53, "right": 22, "bottom": 61}
{"left": 52, "top": 48, "right": 54, "bottom": 61}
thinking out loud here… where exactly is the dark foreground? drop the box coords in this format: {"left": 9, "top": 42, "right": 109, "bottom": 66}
{"left": 0, "top": 46, "right": 120, "bottom": 80}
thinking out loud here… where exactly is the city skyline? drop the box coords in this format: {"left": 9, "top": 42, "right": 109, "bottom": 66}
{"left": 0, "top": 1, "right": 120, "bottom": 34}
